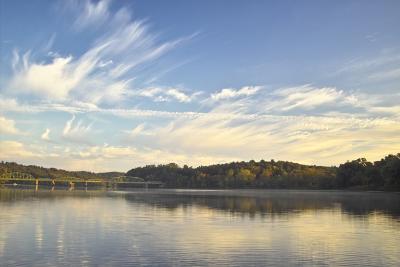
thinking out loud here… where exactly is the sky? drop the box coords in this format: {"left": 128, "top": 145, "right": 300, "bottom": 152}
{"left": 0, "top": 0, "right": 400, "bottom": 172}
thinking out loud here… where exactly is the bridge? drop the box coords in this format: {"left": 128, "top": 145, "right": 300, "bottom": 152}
{"left": 0, "top": 172, "right": 164, "bottom": 190}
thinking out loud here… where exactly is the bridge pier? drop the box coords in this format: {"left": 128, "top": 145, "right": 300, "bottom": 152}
{"left": 69, "top": 181, "right": 75, "bottom": 191}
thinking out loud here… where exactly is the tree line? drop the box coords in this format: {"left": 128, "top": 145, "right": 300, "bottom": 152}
{"left": 1, "top": 153, "right": 399, "bottom": 190}
{"left": 127, "top": 153, "right": 400, "bottom": 190}
{"left": 336, "top": 154, "right": 400, "bottom": 190}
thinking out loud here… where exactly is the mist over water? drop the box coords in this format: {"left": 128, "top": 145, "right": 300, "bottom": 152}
{"left": 0, "top": 188, "right": 399, "bottom": 266}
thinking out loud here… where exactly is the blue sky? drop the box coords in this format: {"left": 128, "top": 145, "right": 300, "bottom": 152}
{"left": 1, "top": 0, "right": 400, "bottom": 171}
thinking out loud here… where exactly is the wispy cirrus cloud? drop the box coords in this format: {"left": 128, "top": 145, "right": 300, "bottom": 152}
{"left": 2, "top": 83, "right": 400, "bottom": 170}
{"left": 337, "top": 50, "right": 400, "bottom": 74}
{"left": 7, "top": 0, "right": 194, "bottom": 106}
{"left": 71, "top": 0, "right": 111, "bottom": 30}
{"left": 2, "top": 84, "right": 399, "bottom": 119}
{"left": 62, "top": 115, "right": 93, "bottom": 144}
{"left": 266, "top": 85, "right": 347, "bottom": 112}
{"left": 122, "top": 87, "right": 400, "bottom": 166}
{"left": 368, "top": 67, "right": 400, "bottom": 82}
{"left": 334, "top": 50, "right": 400, "bottom": 86}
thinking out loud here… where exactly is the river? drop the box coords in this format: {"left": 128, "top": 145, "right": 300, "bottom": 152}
{"left": 0, "top": 188, "right": 399, "bottom": 266}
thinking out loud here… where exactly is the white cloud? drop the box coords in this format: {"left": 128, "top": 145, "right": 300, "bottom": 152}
{"left": 137, "top": 87, "right": 160, "bottom": 97}
{"left": 136, "top": 87, "right": 200, "bottom": 103}
{"left": 8, "top": 2, "right": 191, "bottom": 105}
{"left": 11, "top": 55, "right": 76, "bottom": 99}
{"left": 166, "top": 88, "right": 192, "bottom": 102}
{"left": 211, "top": 86, "right": 261, "bottom": 100}
{"left": 62, "top": 115, "right": 92, "bottom": 143}
{"left": 0, "top": 116, "right": 20, "bottom": 135}
{"left": 41, "top": 128, "right": 51, "bottom": 141}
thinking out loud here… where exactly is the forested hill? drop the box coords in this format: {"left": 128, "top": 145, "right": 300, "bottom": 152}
{"left": 128, "top": 161, "right": 336, "bottom": 188}
{"left": 127, "top": 154, "right": 400, "bottom": 190}
{"left": 0, "top": 162, "right": 101, "bottom": 180}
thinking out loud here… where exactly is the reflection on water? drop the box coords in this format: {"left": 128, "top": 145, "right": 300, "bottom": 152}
{"left": 0, "top": 188, "right": 399, "bottom": 266}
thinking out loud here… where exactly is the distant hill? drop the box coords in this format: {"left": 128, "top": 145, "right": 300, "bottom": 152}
{"left": 127, "top": 154, "right": 400, "bottom": 190}
{"left": 127, "top": 161, "right": 337, "bottom": 189}
{"left": 0, "top": 161, "right": 104, "bottom": 180}
{"left": 96, "top": 172, "right": 126, "bottom": 179}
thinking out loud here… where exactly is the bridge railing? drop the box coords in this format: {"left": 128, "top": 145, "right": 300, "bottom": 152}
{"left": 1, "top": 174, "right": 164, "bottom": 188}
{"left": 0, "top": 172, "right": 34, "bottom": 180}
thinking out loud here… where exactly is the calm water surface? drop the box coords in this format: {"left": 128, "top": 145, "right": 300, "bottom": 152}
{"left": 0, "top": 188, "right": 399, "bottom": 266}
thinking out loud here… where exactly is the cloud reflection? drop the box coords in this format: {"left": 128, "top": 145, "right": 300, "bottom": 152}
{"left": 0, "top": 189, "right": 399, "bottom": 266}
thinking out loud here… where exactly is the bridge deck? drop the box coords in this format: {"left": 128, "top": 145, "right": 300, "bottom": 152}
{"left": 0, "top": 178, "right": 164, "bottom": 187}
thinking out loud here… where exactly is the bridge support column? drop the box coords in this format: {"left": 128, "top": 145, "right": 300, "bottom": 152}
{"left": 51, "top": 179, "right": 55, "bottom": 191}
